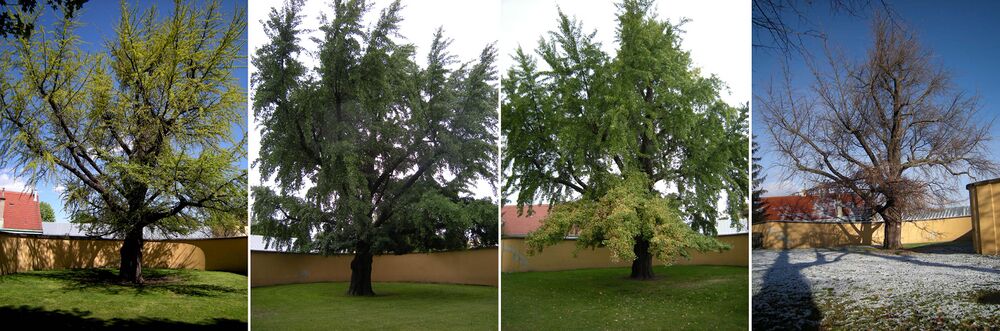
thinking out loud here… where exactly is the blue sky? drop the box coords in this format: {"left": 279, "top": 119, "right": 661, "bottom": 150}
{"left": 753, "top": 0, "right": 1000, "bottom": 198}
{"left": 0, "top": 0, "right": 248, "bottom": 223}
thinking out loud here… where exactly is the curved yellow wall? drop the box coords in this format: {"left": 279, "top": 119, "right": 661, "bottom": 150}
{"left": 0, "top": 233, "right": 247, "bottom": 275}
{"left": 250, "top": 248, "right": 498, "bottom": 287}
{"left": 172, "top": 237, "right": 248, "bottom": 274}
{"left": 500, "top": 233, "right": 748, "bottom": 273}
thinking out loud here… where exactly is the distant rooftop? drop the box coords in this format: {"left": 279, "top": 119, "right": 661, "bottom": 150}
{"left": 501, "top": 204, "right": 551, "bottom": 237}
{"left": 41, "top": 222, "right": 217, "bottom": 240}
{"left": 250, "top": 234, "right": 296, "bottom": 252}
{"left": 904, "top": 206, "right": 970, "bottom": 221}
{"left": 758, "top": 193, "right": 970, "bottom": 223}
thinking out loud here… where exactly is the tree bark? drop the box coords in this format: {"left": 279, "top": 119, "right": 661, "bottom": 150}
{"left": 883, "top": 218, "right": 903, "bottom": 250}
{"left": 630, "top": 237, "right": 655, "bottom": 280}
{"left": 880, "top": 204, "right": 904, "bottom": 249}
{"left": 119, "top": 227, "right": 145, "bottom": 284}
{"left": 348, "top": 242, "right": 375, "bottom": 296}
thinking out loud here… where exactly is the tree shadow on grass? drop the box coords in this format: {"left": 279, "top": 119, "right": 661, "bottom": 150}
{"left": 0, "top": 305, "right": 246, "bottom": 330}
{"left": 25, "top": 268, "right": 242, "bottom": 297}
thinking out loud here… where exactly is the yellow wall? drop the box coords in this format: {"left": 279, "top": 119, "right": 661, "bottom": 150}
{"left": 751, "top": 216, "right": 972, "bottom": 249}
{"left": 171, "top": 237, "right": 248, "bottom": 274}
{"left": 500, "top": 233, "right": 748, "bottom": 273}
{"left": 898, "top": 217, "right": 973, "bottom": 243}
{"left": 0, "top": 232, "right": 246, "bottom": 275}
{"left": 970, "top": 180, "right": 1000, "bottom": 255}
{"left": 250, "top": 248, "right": 497, "bottom": 287}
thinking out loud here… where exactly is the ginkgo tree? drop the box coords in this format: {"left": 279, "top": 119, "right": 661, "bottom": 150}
{"left": 252, "top": 0, "right": 498, "bottom": 296}
{"left": 502, "top": 0, "right": 748, "bottom": 279}
{"left": 0, "top": 1, "right": 248, "bottom": 284}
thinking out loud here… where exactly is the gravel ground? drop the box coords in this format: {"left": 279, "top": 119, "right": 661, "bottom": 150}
{"left": 752, "top": 245, "right": 1000, "bottom": 330}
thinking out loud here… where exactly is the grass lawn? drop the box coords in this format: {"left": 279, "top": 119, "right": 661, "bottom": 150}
{"left": 252, "top": 282, "right": 498, "bottom": 330}
{"left": 0, "top": 268, "right": 247, "bottom": 330}
{"left": 502, "top": 265, "right": 748, "bottom": 330}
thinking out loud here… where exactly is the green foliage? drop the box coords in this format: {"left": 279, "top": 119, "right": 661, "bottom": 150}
{"left": 751, "top": 138, "right": 768, "bottom": 223}
{"left": 0, "top": 1, "right": 247, "bottom": 238}
{"left": 0, "top": 0, "right": 88, "bottom": 39}
{"left": 526, "top": 174, "right": 728, "bottom": 263}
{"left": 503, "top": 0, "right": 747, "bottom": 262}
{"left": 39, "top": 201, "right": 55, "bottom": 222}
{"left": 252, "top": 0, "right": 497, "bottom": 255}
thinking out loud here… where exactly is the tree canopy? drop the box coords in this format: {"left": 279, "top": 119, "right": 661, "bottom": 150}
{"left": 0, "top": 0, "right": 248, "bottom": 282}
{"left": 759, "top": 14, "right": 997, "bottom": 248}
{"left": 251, "top": 0, "right": 498, "bottom": 295}
{"left": 751, "top": 139, "right": 768, "bottom": 223}
{"left": 502, "top": 0, "right": 747, "bottom": 277}
{"left": 0, "top": 0, "right": 87, "bottom": 39}
{"left": 40, "top": 201, "right": 55, "bottom": 222}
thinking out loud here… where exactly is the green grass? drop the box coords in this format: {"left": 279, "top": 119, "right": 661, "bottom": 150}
{"left": 252, "top": 282, "right": 498, "bottom": 331}
{"left": 0, "top": 268, "right": 247, "bottom": 330}
{"left": 502, "top": 265, "right": 748, "bottom": 330}
{"left": 901, "top": 242, "right": 935, "bottom": 249}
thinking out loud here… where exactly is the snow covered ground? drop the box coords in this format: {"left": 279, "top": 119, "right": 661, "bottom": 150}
{"left": 752, "top": 245, "right": 1000, "bottom": 330}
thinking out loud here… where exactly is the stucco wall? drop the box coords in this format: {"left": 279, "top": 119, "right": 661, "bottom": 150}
{"left": 970, "top": 179, "right": 1000, "bottom": 255}
{"left": 0, "top": 232, "right": 246, "bottom": 275}
{"left": 500, "top": 233, "right": 748, "bottom": 273}
{"left": 751, "top": 216, "right": 972, "bottom": 250}
{"left": 171, "top": 237, "right": 248, "bottom": 274}
{"left": 250, "top": 248, "right": 498, "bottom": 287}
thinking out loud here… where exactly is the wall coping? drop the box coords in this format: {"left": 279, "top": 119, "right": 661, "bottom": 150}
{"left": 753, "top": 217, "right": 968, "bottom": 225}
{"left": 501, "top": 232, "right": 749, "bottom": 240}
{"left": 0, "top": 231, "right": 246, "bottom": 242}
{"left": 967, "top": 177, "right": 1000, "bottom": 189}
{"left": 250, "top": 246, "right": 498, "bottom": 256}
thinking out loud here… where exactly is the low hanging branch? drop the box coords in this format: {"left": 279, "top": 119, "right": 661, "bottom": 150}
{"left": 0, "top": 1, "right": 248, "bottom": 284}
{"left": 251, "top": 0, "right": 498, "bottom": 297}
{"left": 502, "top": 0, "right": 748, "bottom": 280}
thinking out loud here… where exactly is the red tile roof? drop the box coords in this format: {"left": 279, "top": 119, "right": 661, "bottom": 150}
{"left": 761, "top": 195, "right": 818, "bottom": 221}
{"left": 1, "top": 190, "right": 42, "bottom": 232}
{"left": 501, "top": 204, "right": 549, "bottom": 236}
{"left": 761, "top": 194, "right": 865, "bottom": 222}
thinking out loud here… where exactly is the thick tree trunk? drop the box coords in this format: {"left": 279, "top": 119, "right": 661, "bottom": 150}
{"left": 119, "top": 227, "right": 145, "bottom": 284}
{"left": 880, "top": 204, "right": 904, "bottom": 249}
{"left": 630, "top": 237, "right": 655, "bottom": 280}
{"left": 348, "top": 243, "right": 375, "bottom": 296}
{"left": 883, "top": 218, "right": 903, "bottom": 250}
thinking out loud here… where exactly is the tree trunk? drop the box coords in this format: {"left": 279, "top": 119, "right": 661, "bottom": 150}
{"left": 883, "top": 218, "right": 903, "bottom": 249}
{"left": 119, "top": 227, "right": 145, "bottom": 284}
{"left": 630, "top": 237, "right": 655, "bottom": 280}
{"left": 880, "top": 205, "right": 904, "bottom": 249}
{"left": 348, "top": 242, "right": 375, "bottom": 296}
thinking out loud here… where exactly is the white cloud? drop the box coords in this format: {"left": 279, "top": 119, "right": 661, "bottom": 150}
{"left": 0, "top": 170, "right": 30, "bottom": 192}
{"left": 53, "top": 185, "right": 66, "bottom": 193}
